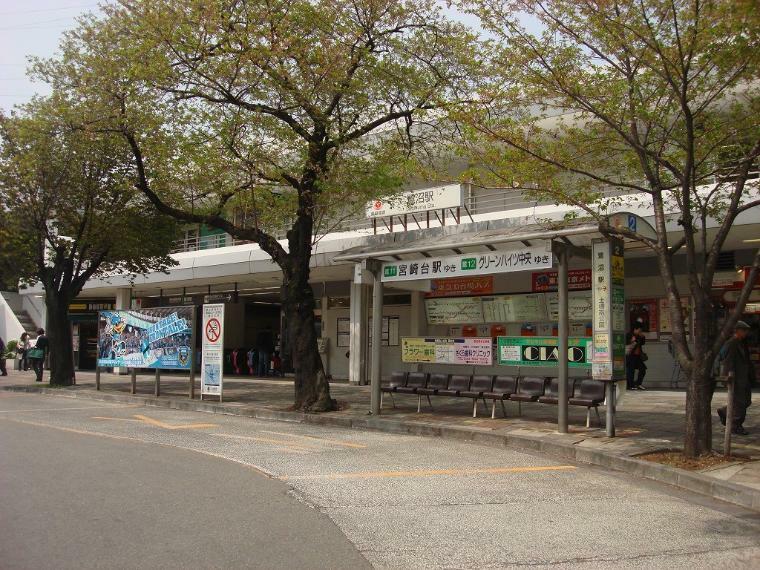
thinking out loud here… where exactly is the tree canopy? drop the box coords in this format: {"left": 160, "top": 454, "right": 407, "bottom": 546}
{"left": 458, "top": 0, "right": 760, "bottom": 455}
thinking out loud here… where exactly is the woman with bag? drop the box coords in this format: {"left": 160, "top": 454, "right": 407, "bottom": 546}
{"left": 28, "top": 328, "right": 48, "bottom": 382}
{"left": 18, "top": 332, "right": 31, "bottom": 371}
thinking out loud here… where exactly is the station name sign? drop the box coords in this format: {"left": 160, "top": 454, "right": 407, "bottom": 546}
{"left": 366, "top": 184, "right": 463, "bottom": 218}
{"left": 381, "top": 246, "right": 552, "bottom": 282}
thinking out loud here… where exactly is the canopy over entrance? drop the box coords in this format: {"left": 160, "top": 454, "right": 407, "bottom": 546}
{"left": 333, "top": 213, "right": 654, "bottom": 263}
{"left": 337, "top": 213, "right": 651, "bottom": 437}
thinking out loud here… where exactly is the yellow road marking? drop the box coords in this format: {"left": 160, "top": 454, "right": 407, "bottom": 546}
{"left": 212, "top": 433, "right": 316, "bottom": 451}
{"left": 280, "top": 465, "right": 576, "bottom": 481}
{"left": 92, "top": 416, "right": 142, "bottom": 423}
{"left": 261, "top": 430, "right": 367, "bottom": 449}
{"left": 132, "top": 414, "right": 217, "bottom": 430}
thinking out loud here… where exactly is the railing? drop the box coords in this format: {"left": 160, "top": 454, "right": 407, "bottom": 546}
{"left": 168, "top": 185, "right": 634, "bottom": 253}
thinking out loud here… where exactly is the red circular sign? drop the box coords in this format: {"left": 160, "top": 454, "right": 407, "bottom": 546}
{"left": 205, "top": 318, "right": 221, "bottom": 342}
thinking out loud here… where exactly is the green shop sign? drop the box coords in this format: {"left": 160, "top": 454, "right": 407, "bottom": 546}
{"left": 497, "top": 336, "right": 592, "bottom": 368}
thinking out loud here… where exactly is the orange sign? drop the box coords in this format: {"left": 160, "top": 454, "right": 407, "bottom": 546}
{"left": 426, "top": 276, "right": 494, "bottom": 298}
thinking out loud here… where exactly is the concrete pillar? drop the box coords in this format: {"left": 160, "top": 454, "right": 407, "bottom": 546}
{"left": 348, "top": 282, "right": 368, "bottom": 385}
{"left": 370, "top": 273, "right": 383, "bottom": 415}
{"left": 115, "top": 288, "right": 131, "bottom": 375}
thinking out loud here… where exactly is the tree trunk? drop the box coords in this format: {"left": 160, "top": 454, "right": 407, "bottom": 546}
{"left": 45, "top": 292, "right": 75, "bottom": 386}
{"left": 282, "top": 259, "right": 336, "bottom": 412}
{"left": 684, "top": 362, "right": 713, "bottom": 456}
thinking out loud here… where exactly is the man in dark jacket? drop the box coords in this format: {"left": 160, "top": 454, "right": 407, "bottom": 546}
{"left": 717, "top": 321, "right": 756, "bottom": 436}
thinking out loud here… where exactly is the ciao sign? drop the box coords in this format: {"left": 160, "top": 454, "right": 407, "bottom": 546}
{"left": 497, "top": 337, "right": 592, "bottom": 368}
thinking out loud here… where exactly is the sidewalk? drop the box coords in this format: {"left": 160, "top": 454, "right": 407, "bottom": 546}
{"left": 2, "top": 368, "right": 759, "bottom": 511}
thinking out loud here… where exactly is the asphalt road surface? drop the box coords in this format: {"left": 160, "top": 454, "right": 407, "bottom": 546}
{"left": 1, "top": 392, "right": 759, "bottom": 569}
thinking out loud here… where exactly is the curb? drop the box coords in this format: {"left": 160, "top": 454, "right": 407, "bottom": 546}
{"left": 5, "top": 384, "right": 759, "bottom": 512}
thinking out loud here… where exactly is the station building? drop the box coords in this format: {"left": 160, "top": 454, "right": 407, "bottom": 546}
{"left": 2, "top": 181, "right": 759, "bottom": 389}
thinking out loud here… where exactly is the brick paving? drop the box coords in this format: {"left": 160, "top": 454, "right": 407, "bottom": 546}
{"left": 2, "top": 368, "right": 759, "bottom": 493}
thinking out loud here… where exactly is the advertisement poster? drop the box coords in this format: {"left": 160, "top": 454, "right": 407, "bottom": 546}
{"left": 532, "top": 269, "right": 592, "bottom": 292}
{"left": 659, "top": 297, "right": 691, "bottom": 334}
{"left": 401, "top": 337, "right": 493, "bottom": 365}
{"left": 628, "top": 299, "right": 658, "bottom": 339}
{"left": 497, "top": 336, "right": 592, "bottom": 368}
{"left": 97, "top": 307, "right": 193, "bottom": 369}
{"left": 426, "top": 276, "right": 494, "bottom": 298}
{"left": 201, "top": 304, "right": 225, "bottom": 397}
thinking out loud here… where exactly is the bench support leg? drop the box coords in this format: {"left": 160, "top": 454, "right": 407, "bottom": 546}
{"left": 586, "top": 408, "right": 591, "bottom": 428}
{"left": 426, "top": 395, "right": 433, "bottom": 410}
{"left": 595, "top": 405, "right": 601, "bottom": 426}
{"left": 472, "top": 399, "right": 477, "bottom": 418}
{"left": 500, "top": 400, "right": 507, "bottom": 418}
{"left": 380, "top": 392, "right": 383, "bottom": 408}
{"left": 390, "top": 392, "right": 396, "bottom": 409}
{"left": 491, "top": 400, "right": 496, "bottom": 419}
{"left": 417, "top": 394, "right": 421, "bottom": 413}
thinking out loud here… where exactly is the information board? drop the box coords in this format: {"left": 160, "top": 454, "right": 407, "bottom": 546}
{"left": 201, "top": 304, "right": 225, "bottom": 399}
{"left": 482, "top": 294, "right": 548, "bottom": 323}
{"left": 401, "top": 337, "right": 493, "bottom": 365}
{"left": 497, "top": 336, "right": 592, "bottom": 367}
{"left": 425, "top": 297, "right": 484, "bottom": 324}
{"left": 97, "top": 307, "right": 193, "bottom": 370}
{"left": 545, "top": 291, "right": 594, "bottom": 321}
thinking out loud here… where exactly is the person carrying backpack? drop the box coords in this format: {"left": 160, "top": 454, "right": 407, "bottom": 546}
{"left": 716, "top": 321, "right": 755, "bottom": 436}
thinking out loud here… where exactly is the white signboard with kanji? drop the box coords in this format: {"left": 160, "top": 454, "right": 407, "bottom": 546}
{"left": 381, "top": 247, "right": 552, "bottom": 282}
{"left": 201, "top": 303, "right": 225, "bottom": 399}
{"left": 367, "top": 184, "right": 463, "bottom": 218}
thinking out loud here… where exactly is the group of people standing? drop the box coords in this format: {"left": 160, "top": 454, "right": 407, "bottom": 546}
{"left": 228, "top": 327, "right": 281, "bottom": 377}
{"left": 0, "top": 329, "right": 48, "bottom": 382}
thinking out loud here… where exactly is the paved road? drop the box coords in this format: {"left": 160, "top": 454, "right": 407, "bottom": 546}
{"left": 1, "top": 392, "right": 759, "bottom": 569}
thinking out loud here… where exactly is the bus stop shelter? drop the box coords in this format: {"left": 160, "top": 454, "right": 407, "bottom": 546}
{"left": 334, "top": 214, "right": 655, "bottom": 437}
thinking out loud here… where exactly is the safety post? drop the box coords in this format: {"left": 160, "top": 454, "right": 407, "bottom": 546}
{"left": 154, "top": 369, "right": 161, "bottom": 397}
{"left": 95, "top": 367, "right": 101, "bottom": 391}
{"left": 130, "top": 368, "right": 137, "bottom": 394}
{"left": 724, "top": 376, "right": 734, "bottom": 457}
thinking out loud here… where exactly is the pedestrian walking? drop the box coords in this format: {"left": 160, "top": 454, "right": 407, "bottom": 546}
{"left": 231, "top": 347, "right": 242, "bottom": 375}
{"left": 247, "top": 347, "right": 258, "bottom": 376}
{"left": 0, "top": 336, "right": 8, "bottom": 376}
{"left": 256, "top": 326, "right": 274, "bottom": 377}
{"left": 28, "top": 328, "right": 48, "bottom": 382}
{"left": 717, "top": 321, "right": 756, "bottom": 436}
{"left": 18, "top": 332, "right": 31, "bottom": 371}
{"left": 625, "top": 323, "right": 647, "bottom": 390}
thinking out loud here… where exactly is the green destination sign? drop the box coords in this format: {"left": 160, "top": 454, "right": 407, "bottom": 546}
{"left": 497, "top": 336, "right": 592, "bottom": 368}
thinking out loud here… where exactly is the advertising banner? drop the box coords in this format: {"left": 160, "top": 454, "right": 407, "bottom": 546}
{"left": 426, "top": 276, "right": 494, "bottom": 298}
{"left": 97, "top": 307, "right": 193, "bottom": 370}
{"left": 201, "top": 304, "right": 225, "bottom": 398}
{"left": 382, "top": 247, "right": 552, "bottom": 282}
{"left": 497, "top": 336, "right": 592, "bottom": 368}
{"left": 401, "top": 337, "right": 493, "bottom": 365}
{"left": 532, "top": 269, "right": 592, "bottom": 292}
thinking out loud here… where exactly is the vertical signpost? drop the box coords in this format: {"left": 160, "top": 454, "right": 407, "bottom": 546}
{"left": 201, "top": 304, "right": 225, "bottom": 402}
{"left": 592, "top": 238, "right": 625, "bottom": 436}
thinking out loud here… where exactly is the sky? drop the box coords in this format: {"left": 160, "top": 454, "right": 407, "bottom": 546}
{"left": 0, "top": 0, "right": 489, "bottom": 114}
{"left": 0, "top": 1, "right": 109, "bottom": 112}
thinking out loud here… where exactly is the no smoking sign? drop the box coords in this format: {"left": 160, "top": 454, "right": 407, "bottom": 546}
{"left": 205, "top": 318, "right": 221, "bottom": 343}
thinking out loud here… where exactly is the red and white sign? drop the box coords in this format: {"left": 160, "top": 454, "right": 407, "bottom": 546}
{"left": 201, "top": 304, "right": 225, "bottom": 398}
{"left": 426, "top": 276, "right": 494, "bottom": 298}
{"left": 532, "top": 269, "right": 592, "bottom": 292}
{"left": 366, "top": 184, "right": 463, "bottom": 218}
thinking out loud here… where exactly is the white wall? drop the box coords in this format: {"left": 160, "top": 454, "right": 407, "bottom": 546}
{"left": 0, "top": 292, "right": 25, "bottom": 347}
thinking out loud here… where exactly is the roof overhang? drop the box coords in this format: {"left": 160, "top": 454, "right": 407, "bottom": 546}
{"left": 332, "top": 214, "right": 651, "bottom": 263}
